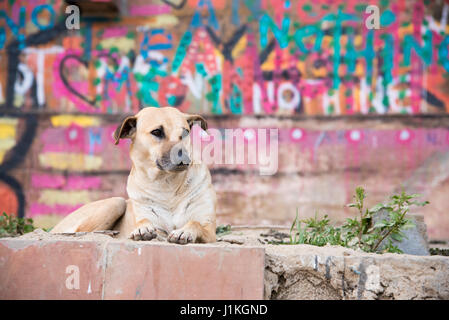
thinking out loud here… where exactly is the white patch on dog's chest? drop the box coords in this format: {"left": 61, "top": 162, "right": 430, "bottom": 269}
{"left": 137, "top": 201, "right": 190, "bottom": 233}
{"left": 131, "top": 165, "right": 205, "bottom": 233}
{"left": 172, "top": 208, "right": 191, "bottom": 230}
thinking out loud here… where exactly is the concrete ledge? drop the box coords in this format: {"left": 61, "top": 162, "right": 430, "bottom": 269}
{"left": 219, "top": 228, "right": 449, "bottom": 300}
{"left": 264, "top": 245, "right": 449, "bottom": 300}
{"left": 0, "top": 232, "right": 265, "bottom": 300}
{"left": 2, "top": 229, "right": 449, "bottom": 300}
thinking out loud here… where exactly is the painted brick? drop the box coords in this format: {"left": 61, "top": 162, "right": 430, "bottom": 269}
{"left": 102, "top": 242, "right": 265, "bottom": 300}
{"left": 0, "top": 239, "right": 104, "bottom": 299}
{"left": 0, "top": 238, "right": 265, "bottom": 300}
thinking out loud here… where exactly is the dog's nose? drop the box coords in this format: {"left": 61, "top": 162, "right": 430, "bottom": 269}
{"left": 171, "top": 145, "right": 191, "bottom": 166}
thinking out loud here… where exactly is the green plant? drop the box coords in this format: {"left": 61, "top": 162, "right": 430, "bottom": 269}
{"left": 289, "top": 209, "right": 346, "bottom": 247}
{"left": 216, "top": 224, "right": 232, "bottom": 236}
{"left": 362, "top": 190, "right": 428, "bottom": 253}
{"left": 0, "top": 212, "right": 35, "bottom": 238}
{"left": 287, "top": 187, "right": 429, "bottom": 254}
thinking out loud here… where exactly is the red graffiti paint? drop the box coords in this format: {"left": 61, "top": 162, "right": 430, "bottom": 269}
{"left": 0, "top": 182, "right": 19, "bottom": 217}
{"left": 158, "top": 76, "right": 189, "bottom": 111}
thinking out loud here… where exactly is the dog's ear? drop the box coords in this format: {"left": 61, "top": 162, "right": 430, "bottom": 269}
{"left": 186, "top": 114, "right": 208, "bottom": 131}
{"left": 114, "top": 116, "right": 137, "bottom": 145}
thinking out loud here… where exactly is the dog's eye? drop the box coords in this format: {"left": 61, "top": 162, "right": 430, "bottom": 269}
{"left": 151, "top": 129, "right": 164, "bottom": 138}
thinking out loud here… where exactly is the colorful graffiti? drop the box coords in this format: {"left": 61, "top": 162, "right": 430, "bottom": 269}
{"left": 1, "top": 111, "right": 448, "bottom": 232}
{"left": 1, "top": 0, "right": 449, "bottom": 237}
{"left": 0, "top": 113, "right": 132, "bottom": 226}
{"left": 1, "top": 0, "right": 449, "bottom": 114}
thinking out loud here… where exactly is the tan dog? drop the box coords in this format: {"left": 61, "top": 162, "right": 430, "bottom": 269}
{"left": 51, "top": 107, "right": 216, "bottom": 244}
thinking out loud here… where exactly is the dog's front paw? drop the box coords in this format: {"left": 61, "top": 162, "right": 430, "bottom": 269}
{"left": 129, "top": 226, "right": 157, "bottom": 241}
{"left": 168, "top": 229, "right": 196, "bottom": 244}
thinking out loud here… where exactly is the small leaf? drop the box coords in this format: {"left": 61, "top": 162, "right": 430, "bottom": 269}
{"left": 390, "top": 233, "right": 403, "bottom": 241}
{"left": 369, "top": 203, "right": 386, "bottom": 213}
{"left": 403, "top": 220, "right": 416, "bottom": 230}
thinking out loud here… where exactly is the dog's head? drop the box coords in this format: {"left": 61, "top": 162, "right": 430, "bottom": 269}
{"left": 113, "top": 107, "right": 207, "bottom": 172}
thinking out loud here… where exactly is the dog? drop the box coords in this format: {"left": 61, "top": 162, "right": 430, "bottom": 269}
{"left": 50, "top": 107, "right": 217, "bottom": 244}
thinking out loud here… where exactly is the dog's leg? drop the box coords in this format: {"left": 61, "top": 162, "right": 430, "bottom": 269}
{"left": 168, "top": 221, "right": 216, "bottom": 244}
{"left": 122, "top": 201, "right": 158, "bottom": 241}
{"left": 168, "top": 186, "right": 217, "bottom": 244}
{"left": 50, "top": 197, "right": 126, "bottom": 233}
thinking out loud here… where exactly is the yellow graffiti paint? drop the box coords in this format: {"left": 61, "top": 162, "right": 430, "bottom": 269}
{"left": 0, "top": 119, "right": 18, "bottom": 139}
{"left": 313, "top": 66, "right": 327, "bottom": 78}
{"left": 13, "top": 94, "right": 24, "bottom": 107}
{"left": 0, "top": 138, "right": 16, "bottom": 150}
{"left": 260, "top": 50, "right": 275, "bottom": 71}
{"left": 214, "top": 48, "right": 224, "bottom": 69}
{"left": 145, "top": 14, "right": 179, "bottom": 28}
{"left": 0, "top": 119, "right": 19, "bottom": 163}
{"left": 39, "top": 153, "right": 103, "bottom": 171}
{"left": 354, "top": 84, "right": 361, "bottom": 113}
{"left": 99, "top": 37, "right": 135, "bottom": 52}
{"left": 0, "top": 118, "right": 18, "bottom": 125}
{"left": 232, "top": 35, "right": 247, "bottom": 59}
{"left": 354, "top": 35, "right": 363, "bottom": 47}
{"left": 121, "top": 14, "right": 179, "bottom": 28}
{"left": 154, "top": 14, "right": 179, "bottom": 27}
{"left": 0, "top": 124, "right": 17, "bottom": 139}
{"left": 398, "top": 24, "right": 414, "bottom": 39}
{"left": 322, "top": 35, "right": 333, "bottom": 48}
{"left": 38, "top": 190, "right": 91, "bottom": 206}
{"left": 355, "top": 63, "right": 364, "bottom": 77}
{"left": 50, "top": 115, "right": 100, "bottom": 127}
{"left": 0, "top": 118, "right": 18, "bottom": 163}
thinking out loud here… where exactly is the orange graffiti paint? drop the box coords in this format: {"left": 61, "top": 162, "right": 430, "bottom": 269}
{"left": 0, "top": 182, "right": 18, "bottom": 217}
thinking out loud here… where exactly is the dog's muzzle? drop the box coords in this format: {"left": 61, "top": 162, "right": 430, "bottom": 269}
{"left": 157, "top": 145, "right": 191, "bottom": 172}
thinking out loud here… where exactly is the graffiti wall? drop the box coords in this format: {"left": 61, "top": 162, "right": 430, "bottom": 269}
{"left": 1, "top": 0, "right": 449, "bottom": 238}
{"left": 2, "top": 0, "right": 449, "bottom": 114}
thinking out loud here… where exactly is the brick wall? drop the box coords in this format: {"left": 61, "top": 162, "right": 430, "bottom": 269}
{"left": 1, "top": 0, "right": 449, "bottom": 238}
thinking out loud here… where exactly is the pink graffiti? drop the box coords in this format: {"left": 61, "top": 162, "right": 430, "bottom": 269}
{"left": 29, "top": 203, "right": 83, "bottom": 217}
{"left": 129, "top": 4, "right": 171, "bottom": 16}
{"left": 31, "top": 174, "right": 102, "bottom": 190}
{"left": 396, "top": 129, "right": 415, "bottom": 145}
{"left": 103, "top": 27, "right": 129, "bottom": 38}
{"left": 40, "top": 125, "right": 122, "bottom": 154}
{"left": 31, "top": 174, "right": 66, "bottom": 189}
{"left": 66, "top": 176, "right": 102, "bottom": 190}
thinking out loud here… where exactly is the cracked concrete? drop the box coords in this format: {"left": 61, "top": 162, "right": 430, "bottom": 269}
{"left": 218, "top": 227, "right": 449, "bottom": 300}
{"left": 263, "top": 244, "right": 449, "bottom": 299}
